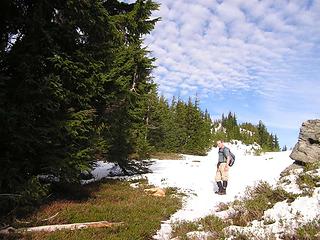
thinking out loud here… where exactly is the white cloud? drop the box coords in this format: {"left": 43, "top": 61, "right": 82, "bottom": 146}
{"left": 216, "top": 1, "right": 246, "bottom": 24}
{"left": 144, "top": 0, "right": 320, "bottom": 134}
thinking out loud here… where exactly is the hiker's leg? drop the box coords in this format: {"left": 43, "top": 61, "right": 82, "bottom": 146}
{"left": 220, "top": 163, "right": 229, "bottom": 195}
{"left": 214, "top": 163, "right": 223, "bottom": 194}
{"left": 221, "top": 180, "right": 228, "bottom": 195}
{"left": 215, "top": 181, "right": 223, "bottom": 194}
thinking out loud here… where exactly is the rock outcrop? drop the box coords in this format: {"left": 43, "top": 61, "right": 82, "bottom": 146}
{"left": 290, "top": 119, "right": 320, "bottom": 163}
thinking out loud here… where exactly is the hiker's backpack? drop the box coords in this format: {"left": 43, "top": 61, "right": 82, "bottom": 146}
{"left": 223, "top": 147, "right": 235, "bottom": 167}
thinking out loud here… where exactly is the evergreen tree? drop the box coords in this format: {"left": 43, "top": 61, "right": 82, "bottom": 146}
{"left": 257, "top": 120, "right": 268, "bottom": 148}
{"left": 183, "top": 97, "right": 205, "bottom": 154}
{"left": 145, "top": 95, "right": 213, "bottom": 155}
{"left": 213, "top": 115, "right": 281, "bottom": 152}
{"left": 0, "top": 0, "right": 159, "bottom": 211}
{"left": 221, "top": 112, "right": 240, "bottom": 141}
{"left": 147, "top": 95, "right": 169, "bottom": 151}
{"left": 239, "top": 122, "right": 258, "bottom": 145}
{"left": 273, "top": 134, "right": 280, "bottom": 151}
{"left": 174, "top": 99, "right": 188, "bottom": 151}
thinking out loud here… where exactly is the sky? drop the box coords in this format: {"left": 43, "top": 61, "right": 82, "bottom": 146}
{"left": 135, "top": 0, "right": 320, "bottom": 148}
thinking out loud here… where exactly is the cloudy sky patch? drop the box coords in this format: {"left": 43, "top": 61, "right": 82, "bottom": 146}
{"left": 141, "top": 0, "right": 320, "bottom": 147}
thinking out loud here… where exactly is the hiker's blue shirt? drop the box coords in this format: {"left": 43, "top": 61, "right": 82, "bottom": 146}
{"left": 218, "top": 147, "right": 231, "bottom": 163}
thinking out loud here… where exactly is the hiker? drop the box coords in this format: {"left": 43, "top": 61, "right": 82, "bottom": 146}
{"left": 215, "top": 140, "right": 231, "bottom": 195}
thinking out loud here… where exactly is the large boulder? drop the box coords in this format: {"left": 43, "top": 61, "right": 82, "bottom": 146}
{"left": 289, "top": 119, "right": 320, "bottom": 163}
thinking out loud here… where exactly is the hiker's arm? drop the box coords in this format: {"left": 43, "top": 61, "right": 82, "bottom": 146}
{"left": 224, "top": 149, "right": 231, "bottom": 168}
{"left": 226, "top": 155, "right": 231, "bottom": 166}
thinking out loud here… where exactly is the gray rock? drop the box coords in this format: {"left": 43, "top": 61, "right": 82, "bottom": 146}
{"left": 290, "top": 119, "right": 320, "bottom": 163}
{"left": 280, "top": 161, "right": 304, "bottom": 177}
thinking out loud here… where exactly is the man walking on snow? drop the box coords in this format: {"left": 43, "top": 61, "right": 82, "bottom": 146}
{"left": 215, "top": 140, "right": 231, "bottom": 195}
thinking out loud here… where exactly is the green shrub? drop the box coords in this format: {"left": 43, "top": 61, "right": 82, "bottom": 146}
{"left": 171, "top": 215, "right": 228, "bottom": 239}
{"left": 172, "top": 220, "right": 201, "bottom": 239}
{"left": 296, "top": 172, "right": 320, "bottom": 196}
{"left": 282, "top": 219, "right": 320, "bottom": 240}
{"left": 296, "top": 220, "right": 320, "bottom": 240}
{"left": 228, "top": 181, "right": 298, "bottom": 226}
{"left": 199, "top": 215, "right": 228, "bottom": 234}
{"left": 0, "top": 177, "right": 49, "bottom": 218}
{"left": 254, "top": 148, "right": 263, "bottom": 156}
{"left": 304, "top": 162, "right": 320, "bottom": 172}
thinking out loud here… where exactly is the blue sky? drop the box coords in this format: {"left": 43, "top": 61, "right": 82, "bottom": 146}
{"left": 137, "top": 0, "right": 320, "bottom": 148}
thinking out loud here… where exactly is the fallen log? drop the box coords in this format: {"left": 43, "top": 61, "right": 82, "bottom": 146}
{"left": 0, "top": 221, "right": 123, "bottom": 235}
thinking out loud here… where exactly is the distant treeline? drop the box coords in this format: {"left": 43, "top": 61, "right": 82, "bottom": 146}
{"left": 212, "top": 112, "right": 280, "bottom": 152}
{"left": 145, "top": 96, "right": 213, "bottom": 156}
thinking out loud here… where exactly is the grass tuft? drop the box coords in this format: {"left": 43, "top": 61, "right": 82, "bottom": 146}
{"left": 149, "top": 152, "right": 184, "bottom": 160}
{"left": 296, "top": 171, "right": 320, "bottom": 196}
{"left": 8, "top": 179, "right": 182, "bottom": 240}
{"left": 227, "top": 181, "right": 299, "bottom": 226}
{"left": 171, "top": 215, "right": 228, "bottom": 239}
{"left": 215, "top": 202, "right": 229, "bottom": 212}
{"left": 304, "top": 162, "right": 320, "bottom": 172}
{"left": 282, "top": 219, "right": 320, "bottom": 240}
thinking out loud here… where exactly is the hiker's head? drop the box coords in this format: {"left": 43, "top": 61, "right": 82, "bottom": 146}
{"left": 217, "top": 140, "right": 224, "bottom": 148}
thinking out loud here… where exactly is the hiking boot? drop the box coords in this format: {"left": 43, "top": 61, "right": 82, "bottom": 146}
{"left": 219, "top": 188, "right": 226, "bottom": 195}
{"left": 215, "top": 181, "right": 223, "bottom": 194}
{"left": 219, "top": 181, "right": 228, "bottom": 195}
